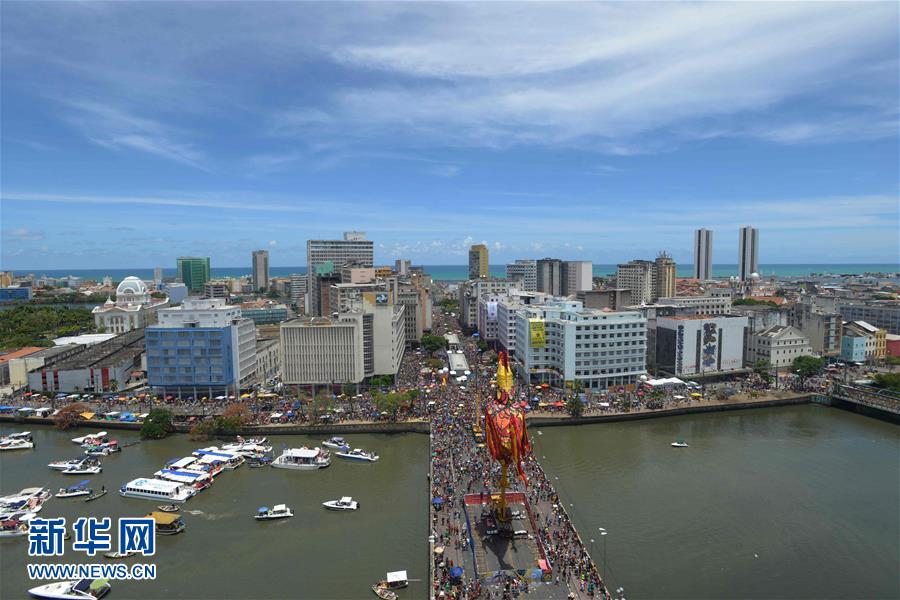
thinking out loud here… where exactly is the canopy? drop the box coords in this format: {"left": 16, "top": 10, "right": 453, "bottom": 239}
{"left": 80, "top": 412, "right": 95, "bottom": 419}
{"left": 644, "top": 377, "right": 686, "bottom": 387}
{"left": 449, "top": 567, "right": 464, "bottom": 579}
{"left": 432, "top": 497, "right": 444, "bottom": 505}
{"left": 146, "top": 512, "right": 181, "bottom": 524}
{"left": 386, "top": 571, "right": 408, "bottom": 583}
{"left": 90, "top": 580, "right": 110, "bottom": 592}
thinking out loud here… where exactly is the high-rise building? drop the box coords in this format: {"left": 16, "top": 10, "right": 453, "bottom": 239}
{"left": 468, "top": 244, "right": 489, "bottom": 279}
{"left": 654, "top": 252, "right": 676, "bottom": 299}
{"left": 693, "top": 229, "right": 713, "bottom": 280}
{"left": 616, "top": 253, "right": 676, "bottom": 304}
{"left": 536, "top": 258, "right": 563, "bottom": 295}
{"left": 738, "top": 226, "right": 759, "bottom": 281}
{"left": 153, "top": 266, "right": 163, "bottom": 286}
{"left": 306, "top": 232, "right": 374, "bottom": 316}
{"left": 252, "top": 250, "right": 270, "bottom": 291}
{"left": 561, "top": 261, "right": 593, "bottom": 295}
{"left": 176, "top": 257, "right": 210, "bottom": 293}
{"left": 505, "top": 260, "right": 537, "bottom": 292}
{"left": 395, "top": 259, "right": 412, "bottom": 276}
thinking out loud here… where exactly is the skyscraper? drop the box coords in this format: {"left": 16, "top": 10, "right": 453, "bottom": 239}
{"left": 153, "top": 266, "right": 163, "bottom": 285}
{"left": 505, "top": 259, "right": 537, "bottom": 292}
{"left": 176, "top": 257, "right": 210, "bottom": 293}
{"left": 694, "top": 228, "right": 713, "bottom": 280}
{"left": 252, "top": 250, "right": 270, "bottom": 291}
{"left": 561, "top": 260, "right": 593, "bottom": 295}
{"left": 536, "top": 258, "right": 563, "bottom": 295}
{"left": 654, "top": 252, "right": 676, "bottom": 299}
{"left": 307, "top": 232, "right": 374, "bottom": 315}
{"left": 468, "top": 244, "right": 489, "bottom": 279}
{"left": 739, "top": 226, "right": 759, "bottom": 281}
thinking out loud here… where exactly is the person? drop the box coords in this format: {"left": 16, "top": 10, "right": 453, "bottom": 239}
{"left": 101, "top": 485, "right": 106, "bottom": 493}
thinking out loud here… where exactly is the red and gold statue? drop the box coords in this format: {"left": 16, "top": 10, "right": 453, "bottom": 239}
{"left": 484, "top": 351, "right": 531, "bottom": 522}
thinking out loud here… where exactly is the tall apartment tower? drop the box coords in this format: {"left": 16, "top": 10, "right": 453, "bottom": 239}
{"left": 505, "top": 259, "right": 537, "bottom": 292}
{"left": 306, "top": 232, "right": 374, "bottom": 316}
{"left": 468, "top": 244, "right": 489, "bottom": 279}
{"left": 252, "top": 250, "right": 270, "bottom": 291}
{"left": 654, "top": 252, "right": 676, "bottom": 299}
{"left": 176, "top": 257, "right": 210, "bottom": 293}
{"left": 694, "top": 229, "right": 713, "bottom": 280}
{"left": 153, "top": 266, "right": 163, "bottom": 286}
{"left": 536, "top": 258, "right": 563, "bottom": 296}
{"left": 561, "top": 260, "right": 593, "bottom": 295}
{"left": 739, "top": 226, "right": 759, "bottom": 281}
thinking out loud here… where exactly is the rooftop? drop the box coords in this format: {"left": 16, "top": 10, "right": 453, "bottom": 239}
{"left": 49, "top": 329, "right": 145, "bottom": 371}
{"left": 0, "top": 347, "right": 44, "bottom": 364}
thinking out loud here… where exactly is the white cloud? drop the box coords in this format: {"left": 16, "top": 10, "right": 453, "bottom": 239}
{"left": 268, "top": 240, "right": 277, "bottom": 247}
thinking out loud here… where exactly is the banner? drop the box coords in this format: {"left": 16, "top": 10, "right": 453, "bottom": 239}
{"left": 486, "top": 301, "right": 498, "bottom": 320}
{"left": 529, "top": 319, "right": 545, "bottom": 348}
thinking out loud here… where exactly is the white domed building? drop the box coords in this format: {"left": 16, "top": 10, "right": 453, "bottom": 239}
{"left": 92, "top": 276, "right": 169, "bottom": 334}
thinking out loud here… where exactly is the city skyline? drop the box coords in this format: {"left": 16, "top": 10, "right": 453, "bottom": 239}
{"left": 2, "top": 2, "right": 899, "bottom": 270}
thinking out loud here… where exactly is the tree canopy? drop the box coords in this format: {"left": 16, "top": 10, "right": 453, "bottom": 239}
{"left": 0, "top": 305, "right": 96, "bottom": 349}
{"left": 792, "top": 355, "right": 826, "bottom": 380}
{"left": 421, "top": 333, "right": 449, "bottom": 353}
{"left": 140, "top": 408, "right": 174, "bottom": 439}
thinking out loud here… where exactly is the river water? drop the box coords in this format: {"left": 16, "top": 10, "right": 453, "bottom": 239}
{"left": 533, "top": 405, "right": 899, "bottom": 599}
{"left": 0, "top": 427, "right": 428, "bottom": 599}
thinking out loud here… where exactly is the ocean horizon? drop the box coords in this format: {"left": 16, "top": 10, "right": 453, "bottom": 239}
{"left": 6, "top": 263, "right": 898, "bottom": 283}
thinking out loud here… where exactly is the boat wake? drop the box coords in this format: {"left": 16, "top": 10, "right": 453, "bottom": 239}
{"left": 182, "top": 509, "right": 232, "bottom": 521}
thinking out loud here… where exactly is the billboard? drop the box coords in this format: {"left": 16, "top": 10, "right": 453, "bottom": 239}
{"left": 486, "top": 302, "right": 498, "bottom": 320}
{"left": 529, "top": 319, "right": 546, "bottom": 348}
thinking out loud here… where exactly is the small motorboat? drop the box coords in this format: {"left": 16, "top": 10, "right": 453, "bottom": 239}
{"left": 0, "top": 520, "right": 30, "bottom": 538}
{"left": 156, "top": 504, "right": 179, "bottom": 513}
{"left": 146, "top": 512, "right": 185, "bottom": 535}
{"left": 72, "top": 432, "right": 108, "bottom": 445}
{"left": 322, "top": 496, "right": 359, "bottom": 511}
{"left": 247, "top": 456, "right": 272, "bottom": 468}
{"left": 62, "top": 459, "right": 102, "bottom": 475}
{"left": 27, "top": 578, "right": 111, "bottom": 599}
{"left": 103, "top": 550, "right": 136, "bottom": 559}
{"left": 371, "top": 585, "right": 397, "bottom": 600}
{"left": 322, "top": 436, "right": 350, "bottom": 451}
{"left": 48, "top": 458, "right": 85, "bottom": 471}
{"left": 671, "top": 439, "right": 689, "bottom": 448}
{"left": 375, "top": 571, "right": 409, "bottom": 591}
{"left": 0, "top": 432, "right": 34, "bottom": 451}
{"left": 336, "top": 448, "right": 379, "bottom": 462}
{"left": 84, "top": 441, "right": 120, "bottom": 456}
{"left": 255, "top": 504, "right": 294, "bottom": 520}
{"left": 56, "top": 481, "right": 92, "bottom": 498}
{"left": 84, "top": 489, "right": 107, "bottom": 502}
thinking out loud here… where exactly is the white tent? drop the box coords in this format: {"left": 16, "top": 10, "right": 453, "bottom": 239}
{"left": 644, "top": 377, "right": 686, "bottom": 388}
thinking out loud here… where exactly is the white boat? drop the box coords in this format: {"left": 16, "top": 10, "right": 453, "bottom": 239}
{"left": 272, "top": 447, "right": 331, "bottom": 470}
{"left": 254, "top": 503, "right": 294, "bottom": 520}
{"left": 119, "top": 478, "right": 196, "bottom": 503}
{"left": 0, "top": 432, "right": 34, "bottom": 451}
{"left": 28, "top": 578, "right": 111, "bottom": 599}
{"left": 671, "top": 440, "right": 689, "bottom": 448}
{"left": 322, "top": 496, "right": 359, "bottom": 511}
{"left": 0, "top": 521, "right": 30, "bottom": 538}
{"left": 83, "top": 441, "right": 120, "bottom": 456}
{"left": 48, "top": 458, "right": 85, "bottom": 471}
{"left": 103, "top": 550, "right": 136, "bottom": 559}
{"left": 336, "top": 448, "right": 379, "bottom": 462}
{"left": 62, "top": 458, "right": 102, "bottom": 475}
{"left": 154, "top": 468, "right": 212, "bottom": 488}
{"left": 1, "top": 487, "right": 51, "bottom": 513}
{"left": 322, "top": 436, "right": 350, "bottom": 451}
{"left": 56, "top": 481, "right": 93, "bottom": 498}
{"left": 72, "top": 432, "right": 107, "bottom": 445}
{"left": 220, "top": 441, "right": 273, "bottom": 459}
{"left": 192, "top": 448, "right": 246, "bottom": 469}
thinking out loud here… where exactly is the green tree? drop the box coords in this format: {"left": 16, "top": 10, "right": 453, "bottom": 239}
{"left": 369, "top": 374, "right": 395, "bottom": 387}
{"left": 108, "top": 379, "right": 119, "bottom": 393}
{"left": 0, "top": 305, "right": 96, "bottom": 349}
{"left": 421, "top": 334, "right": 449, "bottom": 353}
{"left": 140, "top": 408, "right": 174, "bottom": 439}
{"left": 374, "top": 391, "right": 403, "bottom": 420}
{"left": 753, "top": 360, "right": 772, "bottom": 383}
{"left": 565, "top": 395, "right": 584, "bottom": 418}
{"left": 872, "top": 373, "right": 900, "bottom": 393}
{"left": 792, "top": 355, "right": 826, "bottom": 380}
{"left": 438, "top": 298, "right": 459, "bottom": 311}
{"left": 312, "top": 391, "right": 334, "bottom": 417}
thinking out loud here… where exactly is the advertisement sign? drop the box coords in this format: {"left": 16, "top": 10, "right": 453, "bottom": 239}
{"left": 529, "top": 319, "right": 546, "bottom": 348}
{"left": 486, "top": 302, "right": 498, "bottom": 320}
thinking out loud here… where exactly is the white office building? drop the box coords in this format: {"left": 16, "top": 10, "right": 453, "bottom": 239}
{"left": 280, "top": 314, "right": 366, "bottom": 384}
{"left": 655, "top": 295, "right": 732, "bottom": 316}
{"left": 459, "top": 279, "right": 522, "bottom": 330}
{"left": 562, "top": 261, "right": 593, "bottom": 295}
{"left": 496, "top": 292, "right": 553, "bottom": 359}
{"left": 694, "top": 228, "right": 713, "bottom": 280}
{"left": 515, "top": 300, "right": 647, "bottom": 390}
{"left": 306, "top": 232, "right": 374, "bottom": 315}
{"left": 506, "top": 260, "right": 537, "bottom": 292}
{"left": 655, "top": 315, "right": 748, "bottom": 377}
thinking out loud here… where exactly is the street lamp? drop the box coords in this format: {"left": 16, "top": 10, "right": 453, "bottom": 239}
{"left": 599, "top": 528, "right": 608, "bottom": 580}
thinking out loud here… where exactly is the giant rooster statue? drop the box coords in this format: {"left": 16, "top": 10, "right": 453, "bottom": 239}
{"left": 483, "top": 351, "right": 531, "bottom": 523}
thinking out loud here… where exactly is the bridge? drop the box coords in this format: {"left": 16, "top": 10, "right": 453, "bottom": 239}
{"left": 829, "top": 383, "right": 900, "bottom": 418}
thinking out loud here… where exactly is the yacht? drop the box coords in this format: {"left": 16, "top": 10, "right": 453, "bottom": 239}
{"left": 254, "top": 504, "right": 294, "bottom": 520}
{"left": 62, "top": 458, "right": 102, "bottom": 475}
{"left": 322, "top": 436, "right": 350, "bottom": 451}
{"left": 48, "top": 458, "right": 85, "bottom": 471}
{"left": 28, "top": 578, "right": 111, "bottom": 599}
{"left": 272, "top": 447, "right": 331, "bottom": 470}
{"left": 1, "top": 487, "right": 51, "bottom": 513}
{"left": 154, "top": 468, "right": 213, "bottom": 488}
{"left": 220, "top": 441, "right": 273, "bottom": 459}
{"left": 56, "top": 481, "right": 93, "bottom": 498}
{"left": 335, "top": 448, "right": 379, "bottom": 462}
{"left": 322, "top": 496, "right": 359, "bottom": 511}
{"left": 119, "top": 478, "right": 196, "bottom": 503}
{"left": 192, "top": 448, "right": 246, "bottom": 470}
{"left": 72, "top": 432, "right": 108, "bottom": 445}
{"left": 84, "top": 441, "right": 120, "bottom": 456}
{"left": 0, "top": 432, "right": 34, "bottom": 451}
{"left": 671, "top": 439, "right": 689, "bottom": 448}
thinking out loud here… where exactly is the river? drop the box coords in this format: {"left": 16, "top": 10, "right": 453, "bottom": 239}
{"left": 533, "top": 405, "right": 900, "bottom": 599}
{"left": 0, "top": 427, "right": 428, "bottom": 599}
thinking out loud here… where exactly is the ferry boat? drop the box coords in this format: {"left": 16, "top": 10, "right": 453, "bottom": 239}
{"left": 62, "top": 458, "right": 102, "bottom": 475}
{"left": 322, "top": 496, "right": 359, "bottom": 511}
{"left": 192, "top": 448, "right": 246, "bottom": 469}
{"left": 322, "top": 436, "right": 350, "bottom": 451}
{"left": 119, "top": 478, "right": 196, "bottom": 503}
{"left": 0, "top": 432, "right": 34, "bottom": 451}
{"left": 56, "top": 481, "right": 93, "bottom": 498}
{"left": 28, "top": 578, "right": 111, "bottom": 599}
{"left": 48, "top": 458, "right": 85, "bottom": 471}
{"left": 72, "top": 432, "right": 108, "bottom": 445}
{"left": 153, "top": 468, "right": 213, "bottom": 489}
{"left": 335, "top": 448, "right": 379, "bottom": 462}
{"left": 255, "top": 504, "right": 293, "bottom": 520}
{"left": 272, "top": 447, "right": 331, "bottom": 470}
{"left": 671, "top": 439, "right": 689, "bottom": 448}
{"left": 145, "top": 511, "right": 185, "bottom": 535}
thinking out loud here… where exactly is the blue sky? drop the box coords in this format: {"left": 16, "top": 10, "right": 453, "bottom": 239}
{"left": 2, "top": 2, "right": 898, "bottom": 270}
